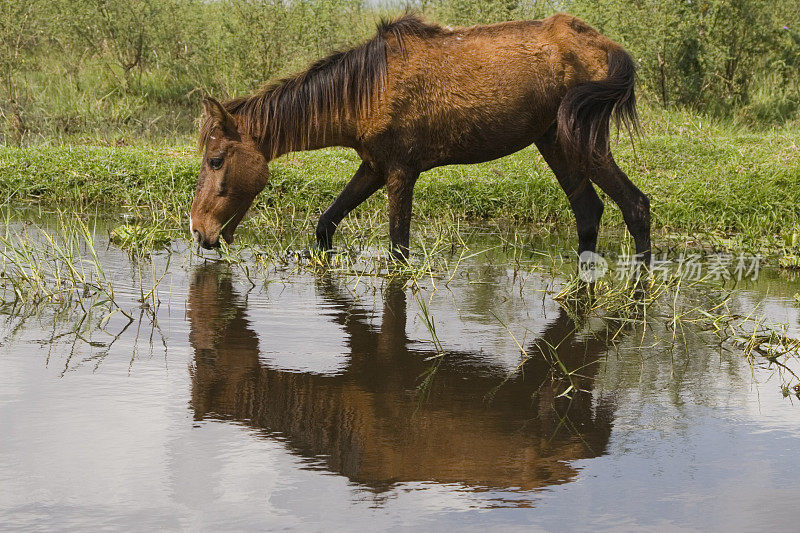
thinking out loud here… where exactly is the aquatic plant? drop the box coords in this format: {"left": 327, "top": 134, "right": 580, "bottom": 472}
{"left": 551, "top": 269, "right": 800, "bottom": 398}
{"left": 0, "top": 211, "right": 170, "bottom": 362}
{"left": 109, "top": 223, "right": 172, "bottom": 251}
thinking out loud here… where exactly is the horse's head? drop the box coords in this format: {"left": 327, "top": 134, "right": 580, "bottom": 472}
{"left": 190, "top": 97, "right": 269, "bottom": 249}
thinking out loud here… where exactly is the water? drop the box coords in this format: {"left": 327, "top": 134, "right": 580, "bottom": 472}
{"left": 1, "top": 215, "right": 799, "bottom": 531}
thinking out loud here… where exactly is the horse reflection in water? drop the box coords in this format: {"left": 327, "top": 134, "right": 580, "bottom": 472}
{"left": 188, "top": 265, "right": 616, "bottom": 492}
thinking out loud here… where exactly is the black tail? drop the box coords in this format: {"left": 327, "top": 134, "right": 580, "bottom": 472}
{"left": 557, "top": 48, "right": 640, "bottom": 166}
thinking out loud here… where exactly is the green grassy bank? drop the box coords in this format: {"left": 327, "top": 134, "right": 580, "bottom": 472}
{"left": 1, "top": 113, "right": 799, "bottom": 257}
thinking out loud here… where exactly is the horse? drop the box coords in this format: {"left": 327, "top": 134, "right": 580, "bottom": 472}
{"left": 190, "top": 12, "right": 650, "bottom": 264}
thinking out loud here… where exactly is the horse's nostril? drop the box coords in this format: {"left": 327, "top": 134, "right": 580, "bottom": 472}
{"left": 198, "top": 237, "right": 219, "bottom": 250}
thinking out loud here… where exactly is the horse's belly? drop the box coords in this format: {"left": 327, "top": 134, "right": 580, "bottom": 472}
{"left": 421, "top": 111, "right": 550, "bottom": 168}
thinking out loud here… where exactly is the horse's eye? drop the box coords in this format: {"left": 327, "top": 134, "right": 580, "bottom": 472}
{"left": 208, "top": 156, "right": 224, "bottom": 170}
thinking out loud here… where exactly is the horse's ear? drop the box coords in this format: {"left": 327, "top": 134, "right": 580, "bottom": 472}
{"left": 203, "top": 97, "right": 237, "bottom": 137}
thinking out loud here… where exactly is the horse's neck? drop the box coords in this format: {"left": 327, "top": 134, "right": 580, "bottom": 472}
{"left": 291, "top": 118, "right": 359, "bottom": 154}
{"left": 240, "top": 108, "right": 359, "bottom": 161}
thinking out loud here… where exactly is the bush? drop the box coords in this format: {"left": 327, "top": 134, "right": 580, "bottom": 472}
{"left": 0, "top": 0, "right": 797, "bottom": 143}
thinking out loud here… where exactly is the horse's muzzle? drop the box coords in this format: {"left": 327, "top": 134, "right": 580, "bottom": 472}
{"left": 190, "top": 223, "right": 220, "bottom": 249}
{"left": 198, "top": 235, "right": 220, "bottom": 249}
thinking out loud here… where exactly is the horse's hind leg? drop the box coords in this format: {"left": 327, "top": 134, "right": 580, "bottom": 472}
{"left": 535, "top": 131, "right": 605, "bottom": 255}
{"left": 589, "top": 153, "right": 651, "bottom": 265}
{"left": 316, "top": 162, "right": 386, "bottom": 250}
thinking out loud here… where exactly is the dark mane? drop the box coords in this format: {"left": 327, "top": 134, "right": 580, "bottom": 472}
{"left": 200, "top": 14, "right": 441, "bottom": 159}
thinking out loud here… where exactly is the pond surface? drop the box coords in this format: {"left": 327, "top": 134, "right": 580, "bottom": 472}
{"left": 1, "top": 215, "right": 799, "bottom": 531}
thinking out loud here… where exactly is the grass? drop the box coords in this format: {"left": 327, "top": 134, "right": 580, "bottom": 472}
{"left": 1, "top": 198, "right": 799, "bottom": 398}
{"left": 0, "top": 110, "right": 798, "bottom": 259}
{"left": 0, "top": 212, "right": 180, "bottom": 375}
{"left": 0, "top": 212, "right": 117, "bottom": 310}
{"left": 109, "top": 223, "right": 173, "bottom": 251}
{"left": 530, "top": 269, "right": 800, "bottom": 400}
{"left": 398, "top": 241, "right": 800, "bottom": 401}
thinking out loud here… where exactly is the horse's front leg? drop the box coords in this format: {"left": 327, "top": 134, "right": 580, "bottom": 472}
{"left": 316, "top": 162, "right": 385, "bottom": 250}
{"left": 386, "top": 166, "right": 419, "bottom": 261}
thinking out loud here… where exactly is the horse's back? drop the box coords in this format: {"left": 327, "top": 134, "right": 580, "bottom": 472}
{"left": 361, "top": 14, "right": 622, "bottom": 169}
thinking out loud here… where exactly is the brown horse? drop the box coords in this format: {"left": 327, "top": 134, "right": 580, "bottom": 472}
{"left": 191, "top": 12, "right": 650, "bottom": 263}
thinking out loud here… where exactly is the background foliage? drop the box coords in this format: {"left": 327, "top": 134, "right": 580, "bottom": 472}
{"left": 0, "top": 0, "right": 797, "bottom": 143}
